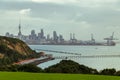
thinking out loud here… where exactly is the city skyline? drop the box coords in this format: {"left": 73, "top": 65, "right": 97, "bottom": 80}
{"left": 0, "top": 0, "right": 120, "bottom": 40}
{"left": 5, "top": 24, "right": 116, "bottom": 46}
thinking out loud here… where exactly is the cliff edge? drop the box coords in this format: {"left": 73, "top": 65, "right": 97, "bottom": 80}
{"left": 0, "top": 36, "right": 38, "bottom": 65}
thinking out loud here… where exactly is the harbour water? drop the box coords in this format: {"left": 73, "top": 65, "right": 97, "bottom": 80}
{"left": 29, "top": 44, "right": 120, "bottom": 71}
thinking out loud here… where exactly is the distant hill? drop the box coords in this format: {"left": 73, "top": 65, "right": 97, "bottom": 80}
{"left": 0, "top": 36, "right": 39, "bottom": 65}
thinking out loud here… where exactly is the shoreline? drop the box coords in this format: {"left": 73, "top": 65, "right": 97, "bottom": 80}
{"left": 15, "top": 57, "right": 54, "bottom": 65}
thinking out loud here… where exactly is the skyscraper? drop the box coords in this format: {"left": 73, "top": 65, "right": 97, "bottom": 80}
{"left": 6, "top": 32, "right": 10, "bottom": 37}
{"left": 47, "top": 34, "right": 50, "bottom": 40}
{"left": 41, "top": 29, "right": 44, "bottom": 38}
{"left": 29, "top": 30, "right": 37, "bottom": 40}
{"left": 31, "top": 30, "right": 35, "bottom": 35}
{"left": 53, "top": 31, "right": 58, "bottom": 43}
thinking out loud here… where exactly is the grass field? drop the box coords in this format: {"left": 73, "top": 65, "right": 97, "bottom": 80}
{"left": 0, "top": 72, "right": 120, "bottom": 80}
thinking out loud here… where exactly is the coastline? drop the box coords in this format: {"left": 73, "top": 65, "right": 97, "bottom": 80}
{"left": 15, "top": 57, "right": 54, "bottom": 65}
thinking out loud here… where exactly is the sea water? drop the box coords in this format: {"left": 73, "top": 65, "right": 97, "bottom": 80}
{"left": 29, "top": 44, "right": 120, "bottom": 71}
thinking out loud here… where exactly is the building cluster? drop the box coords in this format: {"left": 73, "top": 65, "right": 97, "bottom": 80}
{"left": 5, "top": 21, "right": 116, "bottom": 46}
{"left": 5, "top": 23, "right": 65, "bottom": 44}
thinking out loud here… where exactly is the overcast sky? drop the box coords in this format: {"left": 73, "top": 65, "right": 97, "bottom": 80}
{"left": 0, "top": 0, "right": 120, "bottom": 40}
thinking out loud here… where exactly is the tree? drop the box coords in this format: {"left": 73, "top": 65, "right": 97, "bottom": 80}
{"left": 18, "top": 64, "right": 42, "bottom": 73}
{"left": 44, "top": 60, "right": 98, "bottom": 74}
{"left": 100, "top": 68, "right": 116, "bottom": 75}
{"left": 114, "top": 71, "right": 120, "bottom": 76}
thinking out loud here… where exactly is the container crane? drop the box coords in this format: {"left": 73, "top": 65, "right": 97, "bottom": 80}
{"left": 104, "top": 32, "right": 116, "bottom": 46}
{"left": 91, "top": 34, "right": 95, "bottom": 44}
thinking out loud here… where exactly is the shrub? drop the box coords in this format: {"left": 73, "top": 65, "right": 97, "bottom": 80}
{"left": 18, "top": 64, "right": 42, "bottom": 73}
{"left": 100, "top": 68, "right": 116, "bottom": 75}
{"left": 44, "top": 60, "right": 98, "bottom": 74}
{"left": 114, "top": 71, "right": 120, "bottom": 76}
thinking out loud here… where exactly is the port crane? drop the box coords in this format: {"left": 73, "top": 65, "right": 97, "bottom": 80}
{"left": 104, "top": 32, "right": 117, "bottom": 46}
{"left": 91, "top": 34, "right": 95, "bottom": 44}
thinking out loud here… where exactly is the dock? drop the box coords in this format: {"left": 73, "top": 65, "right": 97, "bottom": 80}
{"left": 54, "top": 55, "right": 120, "bottom": 59}
{"left": 35, "top": 49, "right": 81, "bottom": 55}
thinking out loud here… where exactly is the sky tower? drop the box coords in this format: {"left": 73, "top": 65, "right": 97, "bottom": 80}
{"left": 18, "top": 18, "right": 22, "bottom": 36}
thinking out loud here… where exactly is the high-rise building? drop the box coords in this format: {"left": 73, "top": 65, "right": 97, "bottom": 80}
{"left": 41, "top": 29, "right": 44, "bottom": 38}
{"left": 29, "top": 30, "right": 37, "bottom": 40}
{"left": 6, "top": 32, "right": 10, "bottom": 37}
{"left": 31, "top": 30, "right": 35, "bottom": 35}
{"left": 59, "top": 34, "right": 64, "bottom": 43}
{"left": 38, "top": 32, "right": 41, "bottom": 40}
{"left": 53, "top": 31, "right": 58, "bottom": 43}
{"left": 47, "top": 34, "right": 50, "bottom": 40}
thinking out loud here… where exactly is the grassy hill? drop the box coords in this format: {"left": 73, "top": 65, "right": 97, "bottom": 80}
{"left": 0, "top": 36, "right": 35, "bottom": 56}
{"left": 0, "top": 72, "right": 120, "bottom": 80}
{"left": 0, "top": 36, "right": 40, "bottom": 65}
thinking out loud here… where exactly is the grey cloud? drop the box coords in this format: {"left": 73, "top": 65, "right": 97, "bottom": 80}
{"left": 0, "top": 1, "right": 79, "bottom": 19}
{"left": 1, "top": 1, "right": 120, "bottom": 40}
{"left": 0, "top": 1, "right": 120, "bottom": 27}
{"left": 0, "top": 1, "right": 33, "bottom": 10}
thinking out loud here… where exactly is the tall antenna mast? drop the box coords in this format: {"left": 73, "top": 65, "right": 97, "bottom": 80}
{"left": 18, "top": 17, "right": 22, "bottom": 36}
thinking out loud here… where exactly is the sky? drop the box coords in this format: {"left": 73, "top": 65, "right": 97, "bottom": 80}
{"left": 0, "top": 0, "right": 120, "bottom": 41}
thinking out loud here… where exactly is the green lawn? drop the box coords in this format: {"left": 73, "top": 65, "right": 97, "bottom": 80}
{"left": 0, "top": 72, "right": 120, "bottom": 80}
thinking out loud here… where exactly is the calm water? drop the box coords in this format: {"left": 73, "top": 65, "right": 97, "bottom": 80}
{"left": 29, "top": 44, "right": 120, "bottom": 71}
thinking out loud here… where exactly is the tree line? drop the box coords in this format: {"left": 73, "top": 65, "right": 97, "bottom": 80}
{"left": 0, "top": 60, "right": 120, "bottom": 76}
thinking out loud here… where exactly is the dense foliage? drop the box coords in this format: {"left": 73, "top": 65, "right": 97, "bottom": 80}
{"left": 18, "top": 64, "right": 42, "bottom": 72}
{"left": 0, "top": 36, "right": 24, "bottom": 44}
{"left": 100, "top": 68, "right": 116, "bottom": 75}
{"left": 0, "top": 64, "right": 42, "bottom": 73}
{"left": 0, "top": 60, "right": 120, "bottom": 76}
{"left": 44, "top": 60, "right": 98, "bottom": 74}
{"left": 44, "top": 60, "right": 120, "bottom": 76}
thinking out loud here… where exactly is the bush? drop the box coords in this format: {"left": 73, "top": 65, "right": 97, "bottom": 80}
{"left": 44, "top": 60, "right": 98, "bottom": 74}
{"left": 18, "top": 64, "right": 42, "bottom": 73}
{"left": 100, "top": 68, "right": 116, "bottom": 75}
{"left": 114, "top": 71, "right": 120, "bottom": 76}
